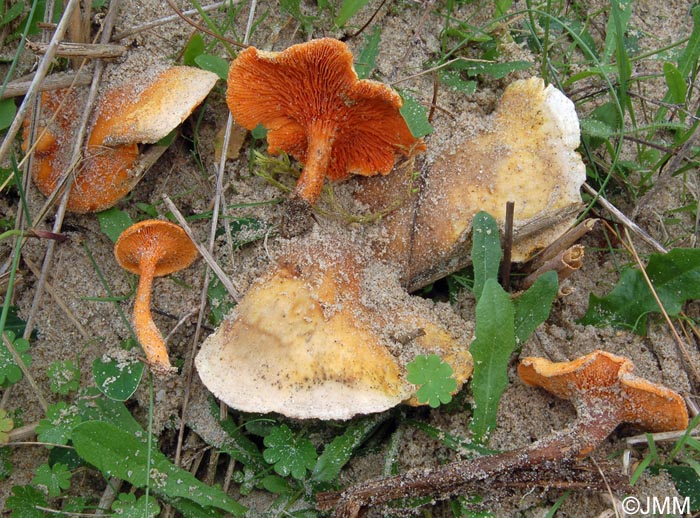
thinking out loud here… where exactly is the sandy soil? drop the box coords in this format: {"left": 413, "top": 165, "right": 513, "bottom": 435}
{"left": 1, "top": 0, "right": 698, "bottom": 516}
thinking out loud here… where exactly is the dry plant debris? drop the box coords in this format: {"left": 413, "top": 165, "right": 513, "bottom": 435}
{"left": 195, "top": 241, "right": 472, "bottom": 419}
{"left": 226, "top": 38, "right": 424, "bottom": 237}
{"left": 23, "top": 66, "right": 218, "bottom": 213}
{"left": 114, "top": 220, "right": 199, "bottom": 376}
{"left": 319, "top": 350, "right": 689, "bottom": 516}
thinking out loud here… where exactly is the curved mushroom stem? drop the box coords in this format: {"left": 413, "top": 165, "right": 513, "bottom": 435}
{"left": 281, "top": 122, "right": 336, "bottom": 237}
{"left": 133, "top": 259, "right": 173, "bottom": 376}
{"left": 318, "top": 403, "right": 623, "bottom": 516}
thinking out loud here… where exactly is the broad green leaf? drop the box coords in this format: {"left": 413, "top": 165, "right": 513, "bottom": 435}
{"left": 0, "top": 98, "right": 16, "bottom": 131}
{"left": 399, "top": 91, "right": 433, "bottom": 138}
{"left": 469, "top": 278, "right": 515, "bottom": 443}
{"left": 112, "top": 493, "right": 161, "bottom": 518}
{"left": 207, "top": 276, "right": 235, "bottom": 326}
{"left": 334, "top": 0, "right": 369, "bottom": 27}
{"left": 580, "top": 248, "right": 700, "bottom": 334}
{"left": 451, "top": 60, "right": 531, "bottom": 79}
{"left": 471, "top": 212, "right": 501, "bottom": 302}
{"left": 183, "top": 33, "right": 205, "bottom": 66}
{"left": 97, "top": 208, "right": 133, "bottom": 243}
{"left": 263, "top": 424, "right": 317, "bottom": 480}
{"left": 72, "top": 421, "right": 246, "bottom": 515}
{"left": 513, "top": 271, "right": 558, "bottom": 346}
{"left": 439, "top": 69, "right": 477, "bottom": 94}
{"left": 355, "top": 26, "right": 381, "bottom": 79}
{"left": 0, "top": 1, "right": 24, "bottom": 26}
{"left": 678, "top": 5, "right": 700, "bottom": 78}
{"left": 406, "top": 354, "right": 457, "bottom": 408}
{"left": 312, "top": 413, "right": 388, "bottom": 482}
{"left": 580, "top": 117, "right": 617, "bottom": 139}
{"left": 92, "top": 356, "right": 144, "bottom": 401}
{"left": 36, "top": 402, "right": 82, "bottom": 446}
{"left": 652, "top": 466, "right": 699, "bottom": 511}
{"left": 663, "top": 62, "right": 687, "bottom": 105}
{"left": 260, "top": 475, "right": 293, "bottom": 494}
{"left": 194, "top": 54, "right": 229, "bottom": 81}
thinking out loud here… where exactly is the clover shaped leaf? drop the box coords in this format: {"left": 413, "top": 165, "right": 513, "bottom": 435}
{"left": 406, "top": 354, "right": 457, "bottom": 408}
{"left": 262, "top": 424, "right": 317, "bottom": 480}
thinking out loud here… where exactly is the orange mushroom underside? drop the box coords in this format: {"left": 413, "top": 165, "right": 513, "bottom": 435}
{"left": 227, "top": 38, "right": 423, "bottom": 206}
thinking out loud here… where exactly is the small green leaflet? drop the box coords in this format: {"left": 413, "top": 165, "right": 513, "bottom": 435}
{"left": 0, "top": 98, "right": 17, "bottom": 131}
{"left": 31, "top": 463, "right": 71, "bottom": 497}
{"left": 195, "top": 54, "right": 229, "bottom": 81}
{"left": 399, "top": 91, "right": 433, "bottom": 138}
{"left": 47, "top": 360, "right": 80, "bottom": 395}
{"left": 183, "top": 33, "right": 206, "bottom": 66}
{"left": 406, "top": 354, "right": 457, "bottom": 408}
{"left": 355, "top": 26, "right": 381, "bottom": 79}
{"left": 93, "top": 356, "right": 145, "bottom": 401}
{"left": 6, "top": 485, "right": 48, "bottom": 518}
{"left": 0, "top": 331, "right": 31, "bottom": 386}
{"left": 579, "top": 248, "right": 700, "bottom": 334}
{"left": 97, "top": 207, "right": 133, "bottom": 243}
{"left": 335, "top": 0, "right": 369, "bottom": 27}
{"left": 263, "top": 424, "right": 317, "bottom": 480}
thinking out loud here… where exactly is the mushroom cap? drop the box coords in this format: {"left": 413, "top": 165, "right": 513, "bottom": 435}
{"left": 97, "top": 66, "right": 220, "bottom": 146}
{"left": 361, "top": 77, "right": 585, "bottom": 288}
{"left": 226, "top": 38, "right": 423, "bottom": 182}
{"left": 114, "top": 220, "right": 198, "bottom": 277}
{"left": 195, "top": 241, "right": 472, "bottom": 420}
{"left": 518, "top": 350, "right": 689, "bottom": 433}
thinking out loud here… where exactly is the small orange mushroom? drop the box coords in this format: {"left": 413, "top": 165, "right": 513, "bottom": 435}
{"left": 114, "top": 220, "right": 198, "bottom": 375}
{"left": 226, "top": 38, "right": 424, "bottom": 237}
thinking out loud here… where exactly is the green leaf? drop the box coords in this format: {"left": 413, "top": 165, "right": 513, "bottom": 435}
{"left": 334, "top": 0, "right": 369, "bottom": 27}
{"left": 36, "top": 402, "right": 82, "bottom": 446}
{"left": 97, "top": 208, "right": 133, "bottom": 243}
{"left": 4, "top": 306, "right": 28, "bottom": 337}
{"left": 0, "top": 331, "right": 31, "bottom": 386}
{"left": 512, "top": 271, "right": 558, "bottom": 346}
{"left": 263, "top": 424, "right": 317, "bottom": 480}
{"left": 451, "top": 60, "right": 532, "bottom": 79}
{"left": 355, "top": 26, "right": 381, "bottom": 79}
{"left": 0, "top": 408, "right": 13, "bottom": 443}
{"left": 47, "top": 360, "right": 80, "bottom": 395}
{"left": 579, "top": 248, "right": 700, "bottom": 334}
{"left": 31, "top": 462, "right": 71, "bottom": 497}
{"left": 399, "top": 91, "right": 433, "bottom": 138}
{"left": 471, "top": 212, "right": 502, "bottom": 302}
{"left": 602, "top": 0, "right": 632, "bottom": 64}
{"left": 439, "top": 69, "right": 477, "bottom": 94}
{"left": 6, "top": 485, "right": 48, "bottom": 518}
{"left": 72, "top": 421, "right": 246, "bottom": 514}
{"left": 407, "top": 420, "right": 496, "bottom": 456}
{"left": 0, "top": 448, "right": 13, "bottom": 480}
{"left": 194, "top": 54, "right": 229, "bottom": 81}
{"left": 678, "top": 6, "right": 700, "bottom": 77}
{"left": 580, "top": 117, "right": 617, "bottom": 138}
{"left": 406, "top": 354, "right": 457, "bottom": 408}
{"left": 92, "top": 356, "right": 144, "bottom": 401}
{"left": 222, "top": 217, "right": 269, "bottom": 249}
{"left": 0, "top": 98, "right": 17, "bottom": 131}
{"left": 112, "top": 493, "right": 161, "bottom": 518}
{"left": 663, "top": 62, "right": 687, "bottom": 105}
{"left": 260, "top": 474, "right": 293, "bottom": 494}
{"left": 183, "top": 33, "right": 205, "bottom": 66}
{"left": 0, "top": 2, "right": 24, "bottom": 26}
{"left": 312, "top": 413, "right": 388, "bottom": 482}
{"left": 469, "top": 278, "right": 515, "bottom": 443}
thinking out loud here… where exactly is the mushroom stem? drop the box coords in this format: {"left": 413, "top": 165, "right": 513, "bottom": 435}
{"left": 133, "top": 258, "right": 172, "bottom": 374}
{"left": 318, "top": 401, "right": 623, "bottom": 516}
{"left": 295, "top": 121, "right": 336, "bottom": 205}
{"left": 281, "top": 121, "right": 337, "bottom": 237}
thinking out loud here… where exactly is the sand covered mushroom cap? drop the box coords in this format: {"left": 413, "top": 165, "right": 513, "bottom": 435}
{"left": 98, "top": 66, "right": 220, "bottom": 146}
{"left": 23, "top": 66, "right": 218, "bottom": 213}
{"left": 518, "top": 350, "right": 689, "bottom": 433}
{"left": 196, "top": 241, "right": 472, "bottom": 420}
{"left": 364, "top": 77, "right": 586, "bottom": 288}
{"left": 114, "top": 219, "right": 198, "bottom": 275}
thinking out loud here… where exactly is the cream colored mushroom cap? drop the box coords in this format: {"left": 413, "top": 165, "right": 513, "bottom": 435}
{"left": 195, "top": 265, "right": 412, "bottom": 420}
{"left": 100, "top": 66, "right": 219, "bottom": 146}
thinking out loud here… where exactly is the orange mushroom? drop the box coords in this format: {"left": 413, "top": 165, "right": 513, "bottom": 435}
{"left": 114, "top": 220, "right": 198, "bottom": 375}
{"left": 320, "top": 350, "right": 689, "bottom": 516}
{"left": 226, "top": 38, "right": 424, "bottom": 237}
{"left": 23, "top": 67, "right": 218, "bottom": 213}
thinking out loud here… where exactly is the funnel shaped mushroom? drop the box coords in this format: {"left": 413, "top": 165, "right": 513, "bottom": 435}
{"left": 319, "top": 350, "right": 689, "bottom": 516}
{"left": 23, "top": 67, "right": 218, "bottom": 213}
{"left": 226, "top": 38, "right": 424, "bottom": 237}
{"left": 518, "top": 350, "right": 689, "bottom": 440}
{"left": 195, "top": 241, "right": 472, "bottom": 419}
{"left": 114, "top": 220, "right": 198, "bottom": 375}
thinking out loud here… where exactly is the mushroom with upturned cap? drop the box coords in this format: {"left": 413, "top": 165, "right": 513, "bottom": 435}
{"left": 114, "top": 220, "right": 198, "bottom": 375}
{"left": 226, "top": 38, "right": 424, "bottom": 237}
{"left": 320, "top": 349, "right": 689, "bottom": 516}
